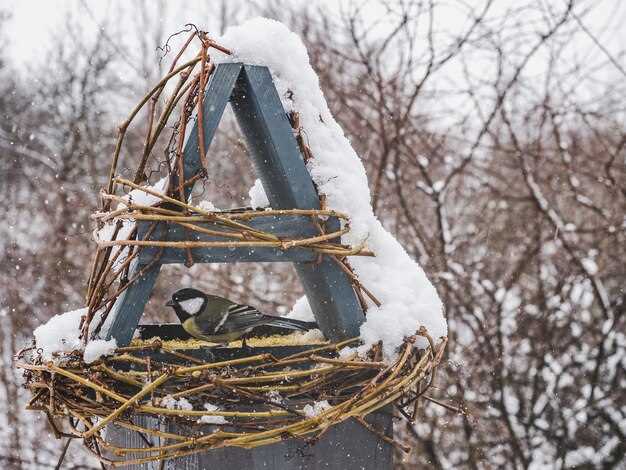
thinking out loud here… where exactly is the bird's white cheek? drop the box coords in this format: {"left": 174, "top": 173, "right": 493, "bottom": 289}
{"left": 178, "top": 298, "right": 205, "bottom": 315}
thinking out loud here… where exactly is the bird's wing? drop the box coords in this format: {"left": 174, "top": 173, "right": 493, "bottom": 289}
{"left": 213, "top": 304, "right": 269, "bottom": 334}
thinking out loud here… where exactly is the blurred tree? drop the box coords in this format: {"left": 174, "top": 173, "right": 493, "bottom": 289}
{"left": 0, "top": 0, "right": 624, "bottom": 468}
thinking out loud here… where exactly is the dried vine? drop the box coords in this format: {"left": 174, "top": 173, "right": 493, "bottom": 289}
{"left": 18, "top": 333, "right": 446, "bottom": 467}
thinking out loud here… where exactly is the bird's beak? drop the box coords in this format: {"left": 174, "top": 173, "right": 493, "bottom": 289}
{"left": 165, "top": 300, "right": 175, "bottom": 307}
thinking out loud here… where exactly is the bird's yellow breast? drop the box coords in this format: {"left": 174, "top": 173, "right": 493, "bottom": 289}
{"left": 182, "top": 318, "right": 242, "bottom": 344}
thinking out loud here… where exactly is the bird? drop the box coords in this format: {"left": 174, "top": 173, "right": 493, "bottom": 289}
{"left": 166, "top": 287, "right": 319, "bottom": 346}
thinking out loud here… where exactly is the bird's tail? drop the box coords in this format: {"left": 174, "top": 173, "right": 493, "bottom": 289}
{"left": 266, "top": 316, "right": 318, "bottom": 331}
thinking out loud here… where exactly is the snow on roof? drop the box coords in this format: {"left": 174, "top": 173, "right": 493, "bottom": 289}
{"left": 218, "top": 18, "right": 447, "bottom": 358}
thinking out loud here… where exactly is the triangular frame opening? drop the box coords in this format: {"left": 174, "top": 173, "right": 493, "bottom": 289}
{"left": 100, "top": 63, "right": 365, "bottom": 346}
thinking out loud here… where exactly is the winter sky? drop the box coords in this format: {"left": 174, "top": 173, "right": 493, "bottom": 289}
{"left": 5, "top": 0, "right": 625, "bottom": 72}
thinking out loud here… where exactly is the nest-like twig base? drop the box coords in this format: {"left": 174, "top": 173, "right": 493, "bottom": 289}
{"left": 18, "top": 334, "right": 446, "bottom": 467}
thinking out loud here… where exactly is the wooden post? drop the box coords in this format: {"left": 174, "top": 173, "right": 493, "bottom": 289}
{"left": 105, "top": 409, "right": 392, "bottom": 470}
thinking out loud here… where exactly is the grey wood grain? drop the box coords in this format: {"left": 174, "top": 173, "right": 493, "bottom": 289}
{"left": 136, "top": 214, "right": 334, "bottom": 264}
{"left": 178, "top": 62, "right": 243, "bottom": 200}
{"left": 230, "top": 65, "right": 320, "bottom": 210}
{"left": 100, "top": 260, "right": 162, "bottom": 346}
{"left": 105, "top": 410, "right": 392, "bottom": 470}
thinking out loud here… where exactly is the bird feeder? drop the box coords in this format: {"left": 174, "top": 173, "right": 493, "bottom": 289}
{"left": 104, "top": 61, "right": 391, "bottom": 469}
{"left": 100, "top": 62, "right": 366, "bottom": 348}
{"left": 18, "top": 32, "right": 445, "bottom": 470}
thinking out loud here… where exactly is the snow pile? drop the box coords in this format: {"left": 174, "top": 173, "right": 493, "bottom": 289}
{"left": 120, "top": 175, "right": 169, "bottom": 208}
{"left": 33, "top": 308, "right": 84, "bottom": 360}
{"left": 33, "top": 307, "right": 117, "bottom": 362}
{"left": 94, "top": 219, "right": 134, "bottom": 244}
{"left": 93, "top": 177, "right": 169, "bottom": 272}
{"left": 302, "top": 400, "right": 332, "bottom": 418}
{"left": 248, "top": 178, "right": 270, "bottom": 208}
{"left": 93, "top": 219, "right": 134, "bottom": 273}
{"left": 198, "top": 199, "right": 220, "bottom": 212}
{"left": 93, "top": 176, "right": 168, "bottom": 244}
{"left": 338, "top": 346, "right": 357, "bottom": 359}
{"left": 83, "top": 338, "right": 117, "bottom": 363}
{"left": 160, "top": 396, "right": 193, "bottom": 411}
{"left": 286, "top": 296, "right": 314, "bottom": 322}
{"left": 266, "top": 390, "right": 284, "bottom": 405}
{"left": 297, "top": 328, "right": 325, "bottom": 343}
{"left": 218, "top": 19, "right": 446, "bottom": 358}
{"left": 198, "top": 403, "right": 228, "bottom": 424}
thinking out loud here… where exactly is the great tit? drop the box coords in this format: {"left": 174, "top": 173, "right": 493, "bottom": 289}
{"left": 166, "top": 288, "right": 319, "bottom": 345}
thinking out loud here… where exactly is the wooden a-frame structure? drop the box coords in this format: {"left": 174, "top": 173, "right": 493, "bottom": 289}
{"left": 100, "top": 63, "right": 366, "bottom": 346}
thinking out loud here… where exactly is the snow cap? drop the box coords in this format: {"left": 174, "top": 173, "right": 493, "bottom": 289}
{"left": 218, "top": 18, "right": 447, "bottom": 358}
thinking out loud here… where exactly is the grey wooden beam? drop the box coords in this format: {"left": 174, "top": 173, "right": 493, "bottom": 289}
{"left": 136, "top": 215, "right": 332, "bottom": 264}
{"left": 178, "top": 62, "right": 243, "bottom": 199}
{"left": 100, "top": 260, "right": 161, "bottom": 346}
{"left": 231, "top": 65, "right": 364, "bottom": 341}
{"left": 230, "top": 65, "right": 320, "bottom": 210}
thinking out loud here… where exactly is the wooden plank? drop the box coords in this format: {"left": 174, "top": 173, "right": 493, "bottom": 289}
{"left": 100, "top": 260, "right": 162, "bottom": 347}
{"left": 153, "top": 246, "right": 315, "bottom": 264}
{"left": 106, "top": 408, "right": 393, "bottom": 470}
{"left": 164, "top": 409, "right": 392, "bottom": 470}
{"left": 136, "top": 214, "right": 333, "bottom": 264}
{"left": 231, "top": 65, "right": 320, "bottom": 210}
{"left": 231, "top": 65, "right": 365, "bottom": 341}
{"left": 178, "top": 62, "right": 243, "bottom": 199}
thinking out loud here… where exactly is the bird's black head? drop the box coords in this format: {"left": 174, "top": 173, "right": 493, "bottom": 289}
{"left": 166, "top": 288, "right": 208, "bottom": 322}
